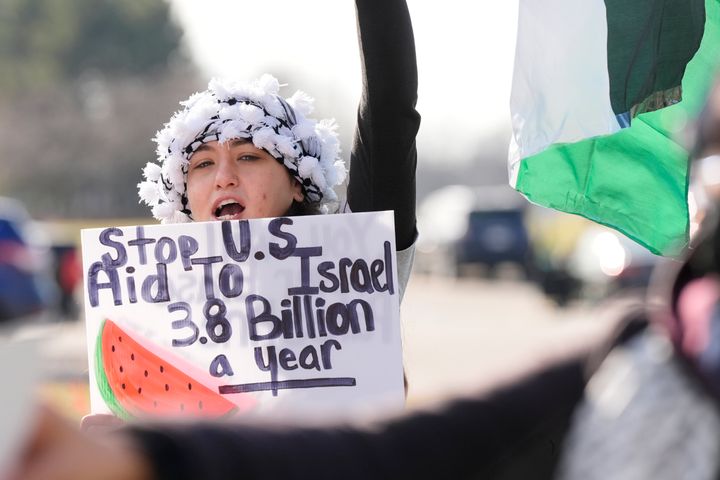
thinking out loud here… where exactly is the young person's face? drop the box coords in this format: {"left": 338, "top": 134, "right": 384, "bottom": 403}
{"left": 186, "top": 139, "right": 304, "bottom": 221}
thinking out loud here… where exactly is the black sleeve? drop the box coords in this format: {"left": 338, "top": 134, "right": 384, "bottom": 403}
{"left": 346, "top": 0, "right": 420, "bottom": 251}
{"left": 127, "top": 355, "right": 586, "bottom": 480}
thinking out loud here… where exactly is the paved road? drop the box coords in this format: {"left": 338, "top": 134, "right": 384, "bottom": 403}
{"left": 2, "top": 273, "right": 638, "bottom": 410}
{"left": 402, "top": 274, "right": 634, "bottom": 406}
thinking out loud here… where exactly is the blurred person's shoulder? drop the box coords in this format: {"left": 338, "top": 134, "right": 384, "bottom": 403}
{"left": 558, "top": 318, "right": 720, "bottom": 479}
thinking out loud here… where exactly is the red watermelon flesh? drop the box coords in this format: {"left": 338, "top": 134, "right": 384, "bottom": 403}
{"left": 95, "top": 319, "right": 253, "bottom": 420}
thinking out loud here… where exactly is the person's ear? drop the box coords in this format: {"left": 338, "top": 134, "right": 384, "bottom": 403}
{"left": 292, "top": 179, "right": 304, "bottom": 203}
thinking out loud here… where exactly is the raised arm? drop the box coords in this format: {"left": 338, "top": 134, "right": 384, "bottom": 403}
{"left": 346, "top": 0, "right": 420, "bottom": 251}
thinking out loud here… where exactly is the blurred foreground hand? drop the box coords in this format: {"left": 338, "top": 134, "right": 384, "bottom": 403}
{"left": 6, "top": 406, "right": 151, "bottom": 480}
{"left": 80, "top": 414, "right": 124, "bottom": 434}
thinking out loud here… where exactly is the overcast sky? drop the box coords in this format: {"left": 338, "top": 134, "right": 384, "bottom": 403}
{"left": 168, "top": 1, "right": 519, "bottom": 164}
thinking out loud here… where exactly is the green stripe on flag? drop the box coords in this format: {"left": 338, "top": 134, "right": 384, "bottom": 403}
{"left": 516, "top": 0, "right": 720, "bottom": 256}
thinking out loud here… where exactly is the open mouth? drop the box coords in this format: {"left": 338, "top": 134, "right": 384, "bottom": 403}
{"left": 214, "top": 199, "right": 246, "bottom": 220}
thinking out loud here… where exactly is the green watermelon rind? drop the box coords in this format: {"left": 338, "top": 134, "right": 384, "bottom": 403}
{"left": 94, "top": 319, "right": 132, "bottom": 421}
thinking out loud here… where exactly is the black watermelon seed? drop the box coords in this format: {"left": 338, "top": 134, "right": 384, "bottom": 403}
{"left": 188, "top": 383, "right": 192, "bottom": 391}
{"left": 138, "top": 387, "right": 142, "bottom": 394}
{"left": 165, "top": 384, "right": 169, "bottom": 391}
{"left": 118, "top": 336, "right": 122, "bottom": 342}
{"left": 119, "top": 366, "right": 124, "bottom": 373}
{"left": 160, "top": 365, "right": 164, "bottom": 373}
{"left": 144, "top": 370, "right": 148, "bottom": 377}
{"left": 111, "top": 345, "right": 115, "bottom": 352}
{"left": 121, "top": 383, "right": 125, "bottom": 389}
{"left": 131, "top": 353, "right": 135, "bottom": 361}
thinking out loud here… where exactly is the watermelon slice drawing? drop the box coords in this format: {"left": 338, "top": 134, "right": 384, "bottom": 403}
{"left": 95, "top": 319, "right": 254, "bottom": 420}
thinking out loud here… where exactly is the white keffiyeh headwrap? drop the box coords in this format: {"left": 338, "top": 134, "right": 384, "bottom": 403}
{"left": 138, "top": 74, "right": 347, "bottom": 223}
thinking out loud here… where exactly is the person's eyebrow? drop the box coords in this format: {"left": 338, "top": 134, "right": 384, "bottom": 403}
{"left": 192, "top": 144, "right": 213, "bottom": 155}
{"left": 229, "top": 138, "right": 252, "bottom": 147}
{"left": 190, "top": 138, "right": 252, "bottom": 157}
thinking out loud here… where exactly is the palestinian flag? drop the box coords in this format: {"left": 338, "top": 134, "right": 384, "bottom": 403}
{"left": 509, "top": 0, "right": 720, "bottom": 256}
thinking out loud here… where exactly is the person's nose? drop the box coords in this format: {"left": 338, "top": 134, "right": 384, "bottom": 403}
{"left": 214, "top": 155, "right": 239, "bottom": 190}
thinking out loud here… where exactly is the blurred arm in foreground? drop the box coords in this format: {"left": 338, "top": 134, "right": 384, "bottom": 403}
{"left": 6, "top": 406, "right": 151, "bottom": 480}
{"left": 10, "top": 345, "right": 605, "bottom": 480}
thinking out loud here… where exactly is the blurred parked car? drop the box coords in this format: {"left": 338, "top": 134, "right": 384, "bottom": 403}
{"left": 0, "top": 197, "right": 56, "bottom": 321}
{"left": 417, "top": 185, "right": 533, "bottom": 277}
{"left": 566, "top": 224, "right": 662, "bottom": 298}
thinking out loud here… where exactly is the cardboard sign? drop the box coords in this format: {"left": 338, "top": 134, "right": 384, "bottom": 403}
{"left": 82, "top": 211, "right": 404, "bottom": 421}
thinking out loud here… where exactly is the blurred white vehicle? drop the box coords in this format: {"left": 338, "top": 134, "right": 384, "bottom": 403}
{"left": 566, "top": 225, "right": 662, "bottom": 299}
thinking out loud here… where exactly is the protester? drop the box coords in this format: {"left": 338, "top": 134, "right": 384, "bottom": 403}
{"left": 80, "top": 0, "right": 418, "bottom": 430}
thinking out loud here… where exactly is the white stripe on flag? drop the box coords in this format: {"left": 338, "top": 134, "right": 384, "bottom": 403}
{"left": 508, "top": 0, "right": 622, "bottom": 186}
